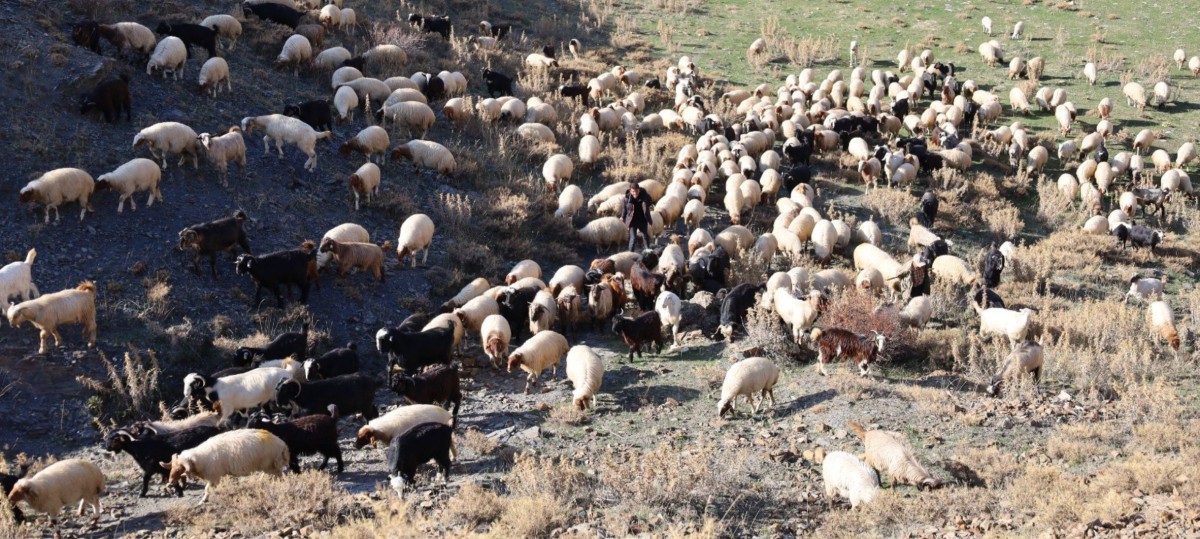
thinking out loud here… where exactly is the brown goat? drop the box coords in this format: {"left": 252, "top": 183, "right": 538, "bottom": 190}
{"left": 809, "top": 327, "right": 886, "bottom": 377}
{"left": 318, "top": 238, "right": 391, "bottom": 282}
{"left": 603, "top": 273, "right": 627, "bottom": 310}
{"left": 629, "top": 262, "right": 664, "bottom": 310}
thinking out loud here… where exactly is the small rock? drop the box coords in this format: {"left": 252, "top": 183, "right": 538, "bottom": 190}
{"left": 1057, "top": 391, "right": 1072, "bottom": 402}
{"left": 516, "top": 426, "right": 540, "bottom": 440}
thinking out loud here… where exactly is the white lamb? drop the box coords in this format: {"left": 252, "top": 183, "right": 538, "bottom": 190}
{"left": 717, "top": 357, "right": 780, "bottom": 417}
{"left": 147, "top": 36, "right": 186, "bottom": 79}
{"left": 0, "top": 248, "right": 38, "bottom": 312}
{"left": 241, "top": 114, "right": 332, "bottom": 172}
{"left": 822, "top": 451, "right": 880, "bottom": 509}
{"left": 18, "top": 168, "right": 95, "bottom": 223}
{"left": 198, "top": 127, "right": 247, "bottom": 185}
{"left": 396, "top": 213, "right": 435, "bottom": 267}
{"left": 184, "top": 367, "right": 294, "bottom": 422}
{"left": 566, "top": 345, "right": 604, "bottom": 410}
{"left": 134, "top": 122, "right": 200, "bottom": 169}
{"left": 161, "top": 429, "right": 289, "bottom": 504}
{"left": 95, "top": 158, "right": 162, "bottom": 212}
{"left": 976, "top": 306, "right": 1034, "bottom": 347}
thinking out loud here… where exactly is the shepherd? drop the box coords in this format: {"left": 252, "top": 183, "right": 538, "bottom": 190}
{"left": 622, "top": 182, "right": 653, "bottom": 252}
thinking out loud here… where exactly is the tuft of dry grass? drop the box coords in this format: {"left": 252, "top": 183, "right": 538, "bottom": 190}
{"left": 862, "top": 188, "right": 913, "bottom": 224}
{"left": 166, "top": 472, "right": 352, "bottom": 535}
{"left": 77, "top": 348, "right": 162, "bottom": 429}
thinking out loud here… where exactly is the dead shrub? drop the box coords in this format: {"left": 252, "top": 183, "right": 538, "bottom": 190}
{"left": 818, "top": 290, "right": 916, "bottom": 363}
{"left": 862, "top": 188, "right": 913, "bottom": 224}
{"left": 166, "top": 472, "right": 352, "bottom": 535}
{"left": 77, "top": 348, "right": 162, "bottom": 429}
{"left": 742, "top": 303, "right": 802, "bottom": 364}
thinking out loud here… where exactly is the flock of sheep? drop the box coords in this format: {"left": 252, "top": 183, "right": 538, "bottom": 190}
{"left": 1, "top": 0, "right": 1196, "bottom": 531}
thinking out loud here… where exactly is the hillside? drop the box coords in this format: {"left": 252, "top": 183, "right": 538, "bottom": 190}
{"left": 1, "top": 0, "right": 1199, "bottom": 537}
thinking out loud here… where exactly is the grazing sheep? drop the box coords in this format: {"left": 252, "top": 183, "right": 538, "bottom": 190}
{"left": 134, "top": 122, "right": 201, "bottom": 170}
{"left": 822, "top": 451, "right": 880, "bottom": 509}
{"left": 1126, "top": 274, "right": 1165, "bottom": 301}
{"left": 340, "top": 126, "right": 390, "bottom": 164}
{"left": 7, "top": 281, "right": 97, "bottom": 354}
{"left": 1123, "top": 82, "right": 1147, "bottom": 110}
{"left": 95, "top": 158, "right": 162, "bottom": 212}
{"left": 986, "top": 340, "right": 1044, "bottom": 395}
{"left": 197, "top": 57, "right": 231, "bottom": 97}
{"left": 555, "top": 185, "right": 584, "bottom": 219}
{"left": 506, "top": 330, "right": 570, "bottom": 393}
{"left": 655, "top": 291, "right": 684, "bottom": 347}
{"left": 201, "top": 14, "right": 242, "bottom": 51}
{"left": 161, "top": 429, "right": 289, "bottom": 504}
{"left": 847, "top": 422, "right": 940, "bottom": 489}
{"left": 355, "top": 405, "right": 453, "bottom": 449}
{"left": 320, "top": 239, "right": 389, "bottom": 283}
{"left": 395, "top": 213, "right": 435, "bottom": 267}
{"left": 775, "top": 288, "right": 823, "bottom": 343}
{"left": 18, "top": 167, "right": 95, "bottom": 224}
{"left": 441, "top": 277, "right": 490, "bottom": 311}
{"left": 315, "top": 47, "right": 351, "bottom": 70}
{"left": 1148, "top": 301, "right": 1180, "bottom": 351}
{"left": 276, "top": 34, "right": 312, "bottom": 74}
{"left": 95, "top": 22, "right": 157, "bottom": 56}
{"left": 198, "top": 127, "right": 247, "bottom": 186}
{"left": 7, "top": 459, "right": 105, "bottom": 523}
{"left": 80, "top": 75, "right": 131, "bottom": 123}
{"left": 386, "top": 422, "right": 452, "bottom": 498}
{"left": 378, "top": 101, "right": 435, "bottom": 136}
{"left": 542, "top": 154, "right": 575, "bottom": 191}
{"left": 454, "top": 294, "right": 500, "bottom": 334}
{"left": 147, "top": 36, "right": 187, "bottom": 79}
{"left": 241, "top": 114, "right": 332, "bottom": 172}
{"left": 717, "top": 357, "right": 780, "bottom": 417}
{"left": 390, "top": 140, "right": 455, "bottom": 175}
{"left": 975, "top": 306, "right": 1034, "bottom": 347}
{"left": 480, "top": 314, "right": 512, "bottom": 368}
{"left": 578, "top": 217, "right": 629, "bottom": 251}
{"left": 566, "top": 345, "right": 604, "bottom": 410}
{"left": 853, "top": 244, "right": 910, "bottom": 291}
{"left": 931, "top": 255, "right": 979, "bottom": 286}
{"left": 898, "top": 296, "right": 933, "bottom": 329}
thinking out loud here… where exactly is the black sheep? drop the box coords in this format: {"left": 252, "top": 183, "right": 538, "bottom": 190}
{"left": 1128, "top": 224, "right": 1163, "bottom": 252}
{"left": 386, "top": 422, "right": 452, "bottom": 496}
{"left": 782, "top": 164, "right": 812, "bottom": 192}
{"left": 81, "top": 75, "right": 132, "bottom": 123}
{"left": 499, "top": 287, "right": 539, "bottom": 341}
{"left": 644, "top": 78, "right": 662, "bottom": 90}
{"left": 396, "top": 312, "right": 433, "bottom": 333}
{"left": 235, "top": 243, "right": 316, "bottom": 307}
{"left": 0, "top": 468, "right": 25, "bottom": 523}
{"left": 558, "top": 84, "right": 589, "bottom": 105}
{"left": 178, "top": 210, "right": 251, "bottom": 277}
{"left": 72, "top": 21, "right": 101, "bottom": 53}
{"left": 716, "top": 283, "right": 764, "bottom": 341}
{"left": 919, "top": 190, "right": 939, "bottom": 226}
{"left": 983, "top": 246, "right": 1005, "bottom": 288}
{"left": 234, "top": 323, "right": 309, "bottom": 366}
{"left": 1111, "top": 223, "right": 1130, "bottom": 250}
{"left": 482, "top": 68, "right": 514, "bottom": 97}
{"left": 242, "top": 2, "right": 307, "bottom": 28}
{"left": 612, "top": 311, "right": 666, "bottom": 362}
{"left": 482, "top": 22, "right": 512, "bottom": 39}
{"left": 922, "top": 239, "right": 951, "bottom": 262}
{"left": 388, "top": 365, "right": 462, "bottom": 421}
{"left": 283, "top": 99, "right": 332, "bottom": 131}
{"left": 103, "top": 425, "right": 219, "bottom": 497}
{"left": 246, "top": 406, "right": 343, "bottom": 473}
{"left": 892, "top": 97, "right": 910, "bottom": 118}
{"left": 376, "top": 326, "right": 454, "bottom": 374}
{"left": 275, "top": 374, "right": 378, "bottom": 419}
{"left": 424, "top": 76, "right": 446, "bottom": 102}
{"left": 341, "top": 56, "right": 366, "bottom": 71}
{"left": 304, "top": 343, "right": 359, "bottom": 380}
{"left": 408, "top": 14, "right": 452, "bottom": 38}
{"left": 971, "top": 286, "right": 1005, "bottom": 309}
{"left": 155, "top": 22, "right": 217, "bottom": 59}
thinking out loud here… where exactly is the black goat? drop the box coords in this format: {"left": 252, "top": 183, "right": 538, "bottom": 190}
{"left": 499, "top": 287, "right": 539, "bottom": 341}
{"left": 376, "top": 326, "right": 454, "bottom": 374}
{"left": 482, "top": 68, "right": 514, "bottom": 97}
{"left": 341, "top": 56, "right": 365, "bottom": 71}
{"left": 983, "top": 246, "right": 1005, "bottom": 288}
{"left": 246, "top": 405, "right": 343, "bottom": 473}
{"left": 234, "top": 323, "right": 308, "bottom": 366}
{"left": 178, "top": 210, "right": 251, "bottom": 277}
{"left": 397, "top": 312, "right": 433, "bottom": 333}
{"left": 559, "top": 84, "right": 589, "bottom": 105}
{"left": 782, "top": 164, "right": 812, "bottom": 192}
{"left": 304, "top": 343, "right": 359, "bottom": 380}
{"left": 783, "top": 141, "right": 812, "bottom": 165}
{"left": 389, "top": 365, "right": 462, "bottom": 421}
{"left": 424, "top": 76, "right": 446, "bottom": 101}
{"left": 275, "top": 374, "right": 378, "bottom": 419}
{"left": 407, "top": 13, "right": 452, "bottom": 38}
{"left": 716, "top": 283, "right": 764, "bottom": 341}
{"left": 386, "top": 422, "right": 452, "bottom": 496}
{"left": 81, "top": 75, "right": 131, "bottom": 123}
{"left": 235, "top": 242, "right": 316, "bottom": 307}
{"left": 1128, "top": 224, "right": 1163, "bottom": 252}
{"left": 612, "top": 311, "right": 666, "bottom": 362}
{"left": 242, "top": 2, "right": 307, "bottom": 28}
{"left": 155, "top": 22, "right": 217, "bottom": 59}
{"left": 103, "top": 425, "right": 219, "bottom": 497}
{"left": 72, "top": 21, "right": 102, "bottom": 53}
{"left": 971, "top": 285, "right": 1005, "bottom": 309}
{"left": 283, "top": 99, "right": 332, "bottom": 131}
{"left": 919, "top": 190, "right": 939, "bottom": 226}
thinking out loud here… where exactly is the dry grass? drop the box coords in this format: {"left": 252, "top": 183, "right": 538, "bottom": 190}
{"left": 165, "top": 472, "right": 353, "bottom": 535}
{"left": 77, "top": 348, "right": 162, "bottom": 429}
{"left": 862, "top": 188, "right": 914, "bottom": 224}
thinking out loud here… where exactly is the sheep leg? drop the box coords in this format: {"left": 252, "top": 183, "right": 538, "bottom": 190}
{"left": 147, "top": 189, "right": 159, "bottom": 208}
{"left": 262, "top": 135, "right": 271, "bottom": 154}
{"left": 37, "top": 330, "right": 51, "bottom": 354}
{"left": 208, "top": 253, "right": 219, "bottom": 278}
{"left": 766, "top": 387, "right": 777, "bottom": 408}
{"left": 422, "top": 248, "right": 430, "bottom": 265}
{"left": 817, "top": 350, "right": 829, "bottom": 376}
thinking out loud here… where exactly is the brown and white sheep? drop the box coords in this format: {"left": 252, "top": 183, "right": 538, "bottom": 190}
{"left": 506, "top": 330, "right": 570, "bottom": 393}
{"left": 346, "top": 162, "right": 381, "bottom": 210}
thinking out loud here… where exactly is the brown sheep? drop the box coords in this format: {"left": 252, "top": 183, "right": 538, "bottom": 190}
{"left": 318, "top": 239, "right": 391, "bottom": 283}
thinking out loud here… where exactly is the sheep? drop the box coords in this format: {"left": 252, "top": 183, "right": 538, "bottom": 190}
{"left": 978, "top": 42, "right": 1002, "bottom": 67}
{"left": 178, "top": 210, "right": 251, "bottom": 277}
{"left": 7, "top": 459, "right": 105, "bottom": 523}
{"left": 440, "top": 277, "right": 490, "bottom": 312}
{"left": 390, "top": 140, "right": 455, "bottom": 175}
{"left": 810, "top": 327, "right": 886, "bottom": 376}
{"left": 146, "top": 36, "right": 187, "bottom": 79}
{"left": 355, "top": 404, "right": 453, "bottom": 449}
{"left": 193, "top": 127, "right": 246, "bottom": 186}
{"left": 716, "top": 356, "right": 779, "bottom": 417}
{"left": 95, "top": 158, "right": 162, "bottom": 212}
{"left": 284, "top": 99, "right": 332, "bottom": 132}
{"left": 94, "top": 22, "right": 157, "bottom": 56}
{"left": 1192, "top": 56, "right": 1200, "bottom": 77}
{"left": 315, "top": 46, "right": 351, "bottom": 70}
{"left": 302, "top": 343, "right": 358, "bottom": 380}
{"left": 242, "top": 2, "right": 308, "bottom": 28}
{"left": 655, "top": 291, "right": 684, "bottom": 348}
{"left": 555, "top": 185, "right": 584, "bottom": 219}
{"left": 812, "top": 219, "right": 838, "bottom": 263}
{"left": 986, "top": 340, "right": 1044, "bottom": 395}
{"left": 7, "top": 281, "right": 96, "bottom": 354}
{"left": 240, "top": 114, "right": 331, "bottom": 172}
{"left": 1123, "top": 82, "right": 1147, "bottom": 110}
{"left": 1126, "top": 274, "right": 1165, "bottom": 301}
{"left": 565, "top": 345, "right": 604, "bottom": 411}
{"left": 542, "top": 154, "right": 574, "bottom": 191}
{"left": 80, "top": 75, "right": 131, "bottom": 123}
{"left": 975, "top": 306, "right": 1034, "bottom": 347}
{"left": 506, "top": 330, "right": 570, "bottom": 393}
{"left": 104, "top": 425, "right": 219, "bottom": 497}
{"left": 1149, "top": 301, "right": 1180, "bottom": 351}
{"left": 161, "top": 429, "right": 289, "bottom": 504}
{"left": 0, "top": 248, "right": 38, "bottom": 313}
{"left": 295, "top": 23, "right": 326, "bottom": 49}
{"left": 395, "top": 213, "right": 435, "bottom": 267}
{"left": 517, "top": 122, "right": 556, "bottom": 144}
{"left": 234, "top": 244, "right": 316, "bottom": 307}
{"left": 822, "top": 451, "right": 879, "bottom": 509}
{"left": 276, "top": 34, "right": 312, "bottom": 74}
{"left": 847, "top": 422, "right": 940, "bottom": 489}
{"left": 527, "top": 290, "right": 558, "bottom": 336}
{"left": 389, "top": 365, "right": 462, "bottom": 422}
{"left": 201, "top": 14, "right": 242, "bottom": 51}
{"left": 775, "top": 288, "right": 823, "bottom": 343}
{"left": 275, "top": 372, "right": 377, "bottom": 418}
{"left": 423, "top": 313, "right": 465, "bottom": 355}
{"left": 931, "top": 255, "right": 979, "bottom": 286}
{"left": 185, "top": 367, "right": 294, "bottom": 422}
{"left": 320, "top": 238, "right": 389, "bottom": 283}
{"left": 330, "top": 66, "right": 363, "bottom": 90}
{"left": 578, "top": 217, "right": 629, "bottom": 251}
{"left": 898, "top": 296, "right": 933, "bottom": 329}
{"left": 480, "top": 314, "right": 512, "bottom": 369}
{"left": 340, "top": 126, "right": 390, "bottom": 164}
{"left": 133, "top": 122, "right": 200, "bottom": 171}
{"left": 454, "top": 294, "right": 500, "bottom": 334}
{"left": 386, "top": 422, "right": 453, "bottom": 498}
{"left": 377, "top": 102, "right": 435, "bottom": 137}
{"left": 247, "top": 406, "right": 342, "bottom": 473}
{"left": 611, "top": 310, "right": 666, "bottom": 362}
{"left": 853, "top": 244, "right": 910, "bottom": 291}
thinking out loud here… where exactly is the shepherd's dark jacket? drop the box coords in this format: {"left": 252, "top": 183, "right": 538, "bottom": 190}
{"left": 622, "top": 189, "right": 653, "bottom": 227}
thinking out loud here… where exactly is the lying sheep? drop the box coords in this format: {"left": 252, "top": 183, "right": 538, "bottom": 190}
{"left": 822, "top": 451, "right": 880, "bottom": 509}
{"left": 7, "top": 281, "right": 97, "bottom": 354}
{"left": 198, "top": 127, "right": 247, "bottom": 185}
{"left": 986, "top": 340, "right": 1044, "bottom": 395}
{"left": 8, "top": 459, "right": 105, "bottom": 523}
{"left": 1148, "top": 300, "right": 1180, "bottom": 351}
{"left": 241, "top": 114, "right": 332, "bottom": 172}
{"left": 197, "top": 57, "right": 231, "bottom": 97}
{"left": 390, "top": 140, "right": 455, "bottom": 175}
{"left": 134, "top": 122, "right": 201, "bottom": 170}
{"left": 147, "top": 36, "right": 187, "bottom": 79}
{"left": 95, "top": 158, "right": 162, "bottom": 212}
{"left": 975, "top": 306, "right": 1034, "bottom": 347}
{"left": 566, "top": 345, "right": 604, "bottom": 410}
{"left": 162, "top": 429, "right": 289, "bottom": 504}
{"left": 19, "top": 168, "right": 95, "bottom": 223}
{"left": 395, "top": 213, "right": 435, "bottom": 267}
{"left": 717, "top": 356, "right": 780, "bottom": 417}
{"left": 848, "top": 422, "right": 940, "bottom": 489}
{"left": 507, "top": 330, "right": 570, "bottom": 393}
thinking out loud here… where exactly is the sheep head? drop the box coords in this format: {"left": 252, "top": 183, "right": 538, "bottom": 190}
{"left": 505, "top": 352, "right": 524, "bottom": 373}
{"left": 318, "top": 238, "right": 338, "bottom": 254}
{"left": 354, "top": 426, "right": 377, "bottom": 448}
{"left": 17, "top": 187, "right": 42, "bottom": 204}
{"left": 7, "top": 481, "right": 32, "bottom": 505}
{"left": 274, "top": 378, "right": 301, "bottom": 406}
{"left": 234, "top": 254, "right": 255, "bottom": 275}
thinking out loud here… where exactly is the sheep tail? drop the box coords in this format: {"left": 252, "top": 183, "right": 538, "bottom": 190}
{"left": 381, "top": 240, "right": 393, "bottom": 251}
{"left": 847, "top": 421, "right": 867, "bottom": 440}
{"left": 77, "top": 281, "right": 97, "bottom": 293}
{"left": 24, "top": 248, "right": 36, "bottom": 265}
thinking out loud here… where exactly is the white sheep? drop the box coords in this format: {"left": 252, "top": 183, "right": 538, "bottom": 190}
{"left": 480, "top": 314, "right": 512, "bottom": 369}
{"left": 276, "top": 34, "right": 312, "bottom": 75}
{"left": 201, "top": 14, "right": 242, "bottom": 51}
{"left": 812, "top": 219, "right": 838, "bottom": 263}
{"left": 339, "top": 8, "right": 356, "bottom": 32}
{"left": 333, "top": 85, "right": 359, "bottom": 124}
{"left": 981, "top": 16, "right": 993, "bottom": 35}
{"left": 454, "top": 294, "right": 500, "bottom": 334}
{"left": 555, "top": 185, "right": 584, "bottom": 219}
{"left": 775, "top": 288, "right": 822, "bottom": 342}
{"left": 136, "top": 411, "right": 219, "bottom": 437}
{"left": 364, "top": 44, "right": 407, "bottom": 71}
{"left": 547, "top": 266, "right": 585, "bottom": 298}
{"left": 102, "top": 22, "right": 156, "bottom": 55}
{"left": 931, "top": 255, "right": 979, "bottom": 285}
{"left": 423, "top": 313, "right": 464, "bottom": 354}
{"left": 577, "top": 217, "right": 628, "bottom": 251}
{"left": 506, "top": 260, "right": 542, "bottom": 284}
{"left": 6, "top": 281, "right": 97, "bottom": 353}
{"left": 542, "top": 154, "right": 575, "bottom": 191}
{"left": 147, "top": 36, "right": 186, "bottom": 79}
{"left": 198, "top": 57, "right": 231, "bottom": 97}
{"left": 162, "top": 429, "right": 289, "bottom": 504}
{"left": 341, "top": 125, "right": 390, "bottom": 164}
{"left": 579, "top": 135, "right": 601, "bottom": 165}
{"left": 346, "top": 162, "right": 380, "bottom": 210}
{"left": 566, "top": 345, "right": 603, "bottom": 410}
{"left": 7, "top": 459, "right": 105, "bottom": 523}
{"left": 856, "top": 219, "right": 882, "bottom": 246}
{"left": 507, "top": 330, "right": 570, "bottom": 393}
{"left": 317, "top": 4, "right": 340, "bottom": 27}
{"left": 196, "top": 128, "right": 245, "bottom": 186}
{"left": 848, "top": 422, "right": 940, "bottom": 489}
{"left": 378, "top": 101, "right": 435, "bottom": 136}
{"left": 134, "top": 122, "right": 200, "bottom": 170}
{"left": 528, "top": 290, "right": 558, "bottom": 335}
{"left": 390, "top": 140, "right": 455, "bottom": 175}
{"left": 438, "top": 71, "right": 468, "bottom": 95}
{"left": 384, "top": 88, "right": 428, "bottom": 107}
{"left": 19, "top": 168, "right": 95, "bottom": 223}
{"left": 717, "top": 356, "right": 780, "bottom": 417}
{"left": 330, "top": 66, "right": 363, "bottom": 90}
{"left": 1123, "top": 82, "right": 1147, "bottom": 110}
{"left": 656, "top": 291, "right": 683, "bottom": 347}
{"left": 1126, "top": 275, "right": 1165, "bottom": 301}
{"left": 898, "top": 295, "right": 933, "bottom": 329}
{"left": 986, "top": 340, "right": 1044, "bottom": 395}
{"left": 241, "top": 114, "right": 332, "bottom": 172}
{"left": 339, "top": 76, "right": 391, "bottom": 105}
{"left": 315, "top": 47, "right": 352, "bottom": 70}
{"left": 822, "top": 451, "right": 880, "bottom": 509}
{"left": 396, "top": 213, "right": 435, "bottom": 267}
{"left": 853, "top": 244, "right": 910, "bottom": 291}
{"left": 356, "top": 404, "right": 453, "bottom": 449}
{"left": 186, "top": 367, "right": 293, "bottom": 422}
{"left": 517, "top": 122, "right": 557, "bottom": 144}
{"left": 976, "top": 306, "right": 1034, "bottom": 347}
{"left": 442, "top": 97, "right": 470, "bottom": 123}
{"left": 95, "top": 158, "right": 162, "bottom": 212}
{"left": 523, "top": 52, "right": 559, "bottom": 68}
{"left": 317, "top": 223, "right": 369, "bottom": 270}
{"left": 1149, "top": 300, "right": 1180, "bottom": 351}
{"left": 0, "top": 248, "right": 38, "bottom": 313}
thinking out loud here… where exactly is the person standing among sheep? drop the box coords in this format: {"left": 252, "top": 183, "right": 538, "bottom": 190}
{"left": 622, "top": 183, "right": 653, "bottom": 252}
